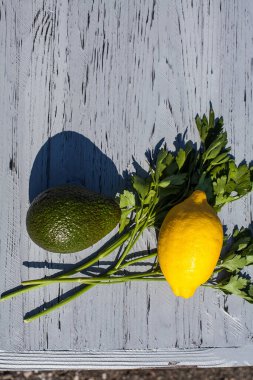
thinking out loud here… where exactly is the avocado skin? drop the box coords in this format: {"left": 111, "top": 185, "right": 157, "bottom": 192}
{"left": 26, "top": 185, "right": 121, "bottom": 253}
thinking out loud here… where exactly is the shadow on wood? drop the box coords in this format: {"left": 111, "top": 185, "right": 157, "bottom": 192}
{"left": 29, "top": 131, "right": 125, "bottom": 203}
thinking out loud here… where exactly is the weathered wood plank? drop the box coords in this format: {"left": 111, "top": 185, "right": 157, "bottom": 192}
{"left": 1, "top": 346, "right": 253, "bottom": 369}
{"left": 0, "top": 0, "right": 253, "bottom": 363}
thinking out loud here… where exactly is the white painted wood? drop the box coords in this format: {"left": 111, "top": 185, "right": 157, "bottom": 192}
{"left": 1, "top": 346, "right": 253, "bottom": 370}
{"left": 0, "top": 0, "right": 253, "bottom": 368}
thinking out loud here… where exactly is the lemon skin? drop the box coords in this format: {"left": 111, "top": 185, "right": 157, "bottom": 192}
{"left": 158, "top": 190, "right": 223, "bottom": 298}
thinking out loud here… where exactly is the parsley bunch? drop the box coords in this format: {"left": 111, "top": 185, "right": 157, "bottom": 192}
{"left": 1, "top": 106, "right": 253, "bottom": 322}
{"left": 207, "top": 227, "right": 253, "bottom": 302}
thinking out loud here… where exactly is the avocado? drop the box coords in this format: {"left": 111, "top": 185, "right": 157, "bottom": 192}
{"left": 26, "top": 185, "right": 121, "bottom": 253}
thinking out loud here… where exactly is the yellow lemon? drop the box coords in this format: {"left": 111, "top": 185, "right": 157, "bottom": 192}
{"left": 158, "top": 190, "right": 223, "bottom": 298}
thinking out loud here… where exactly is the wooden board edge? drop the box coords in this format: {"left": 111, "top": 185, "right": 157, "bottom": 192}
{"left": 0, "top": 346, "right": 253, "bottom": 370}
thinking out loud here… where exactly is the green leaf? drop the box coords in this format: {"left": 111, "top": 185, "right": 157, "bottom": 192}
{"left": 143, "top": 189, "right": 157, "bottom": 205}
{"left": 157, "top": 187, "right": 176, "bottom": 201}
{"left": 233, "top": 236, "right": 252, "bottom": 251}
{"left": 203, "top": 133, "right": 227, "bottom": 162}
{"left": 119, "top": 190, "right": 136, "bottom": 209}
{"left": 176, "top": 149, "right": 186, "bottom": 170}
{"left": 216, "top": 116, "right": 224, "bottom": 130}
{"left": 155, "top": 149, "right": 168, "bottom": 181}
{"left": 241, "top": 286, "right": 253, "bottom": 303}
{"left": 216, "top": 227, "right": 253, "bottom": 273}
{"left": 213, "top": 176, "right": 227, "bottom": 195}
{"left": 195, "top": 114, "right": 208, "bottom": 143}
{"left": 232, "top": 227, "right": 240, "bottom": 238}
{"left": 227, "top": 161, "right": 237, "bottom": 182}
{"left": 216, "top": 274, "right": 253, "bottom": 303}
{"left": 119, "top": 209, "right": 131, "bottom": 233}
{"left": 158, "top": 177, "right": 171, "bottom": 188}
{"left": 225, "top": 180, "right": 236, "bottom": 194}
{"left": 203, "top": 146, "right": 222, "bottom": 162}
{"left": 236, "top": 164, "right": 250, "bottom": 179}
{"left": 184, "top": 141, "right": 194, "bottom": 156}
{"left": 209, "top": 106, "right": 215, "bottom": 129}
{"left": 238, "top": 243, "right": 249, "bottom": 251}
{"left": 163, "top": 161, "right": 179, "bottom": 176}
{"left": 156, "top": 149, "right": 168, "bottom": 163}
{"left": 202, "top": 114, "right": 209, "bottom": 131}
{"left": 166, "top": 173, "right": 187, "bottom": 186}
{"left": 164, "top": 152, "right": 174, "bottom": 167}
{"left": 195, "top": 114, "right": 202, "bottom": 135}
{"left": 227, "top": 163, "right": 252, "bottom": 197}
{"left": 219, "top": 254, "right": 247, "bottom": 272}
{"left": 219, "top": 275, "right": 249, "bottom": 296}
{"left": 209, "top": 152, "right": 230, "bottom": 167}
{"left": 205, "top": 116, "right": 224, "bottom": 149}
{"left": 209, "top": 162, "right": 228, "bottom": 178}
{"left": 245, "top": 255, "right": 253, "bottom": 266}
{"left": 248, "top": 285, "right": 253, "bottom": 297}
{"left": 132, "top": 175, "right": 150, "bottom": 199}
{"left": 250, "top": 166, "right": 253, "bottom": 183}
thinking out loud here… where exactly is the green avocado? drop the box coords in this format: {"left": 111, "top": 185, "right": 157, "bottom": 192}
{"left": 26, "top": 185, "right": 121, "bottom": 253}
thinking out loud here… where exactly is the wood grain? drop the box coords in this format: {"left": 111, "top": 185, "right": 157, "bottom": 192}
{"left": 1, "top": 346, "right": 253, "bottom": 369}
{"left": 0, "top": 0, "right": 253, "bottom": 366}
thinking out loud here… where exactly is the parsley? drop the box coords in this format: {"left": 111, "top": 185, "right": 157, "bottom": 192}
{"left": 208, "top": 227, "right": 253, "bottom": 302}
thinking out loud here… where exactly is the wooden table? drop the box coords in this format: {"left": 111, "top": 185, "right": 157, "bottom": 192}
{"left": 1, "top": 0, "right": 253, "bottom": 370}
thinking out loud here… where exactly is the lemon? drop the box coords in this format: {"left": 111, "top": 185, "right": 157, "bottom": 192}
{"left": 158, "top": 190, "right": 223, "bottom": 298}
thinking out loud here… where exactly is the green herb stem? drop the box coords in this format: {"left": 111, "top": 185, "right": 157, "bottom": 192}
{"left": 114, "top": 211, "right": 144, "bottom": 269}
{"left": 24, "top": 272, "right": 166, "bottom": 323}
{"left": 23, "top": 224, "right": 155, "bottom": 322}
{"left": 22, "top": 271, "right": 163, "bottom": 285}
{"left": 115, "top": 188, "right": 158, "bottom": 270}
{"left": 1, "top": 230, "right": 131, "bottom": 302}
{"left": 120, "top": 252, "right": 157, "bottom": 269}
{"left": 24, "top": 284, "right": 95, "bottom": 323}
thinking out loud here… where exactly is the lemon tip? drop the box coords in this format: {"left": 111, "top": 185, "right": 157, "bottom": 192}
{"left": 190, "top": 190, "right": 207, "bottom": 203}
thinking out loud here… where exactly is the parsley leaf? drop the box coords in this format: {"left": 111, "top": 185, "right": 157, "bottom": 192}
{"left": 194, "top": 107, "right": 252, "bottom": 211}
{"left": 119, "top": 190, "right": 135, "bottom": 209}
{"left": 218, "top": 275, "right": 249, "bottom": 297}
{"left": 176, "top": 149, "right": 186, "bottom": 170}
{"left": 132, "top": 175, "right": 150, "bottom": 200}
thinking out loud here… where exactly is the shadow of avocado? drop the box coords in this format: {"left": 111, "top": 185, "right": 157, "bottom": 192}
{"left": 26, "top": 131, "right": 127, "bottom": 273}
{"left": 29, "top": 131, "right": 125, "bottom": 203}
